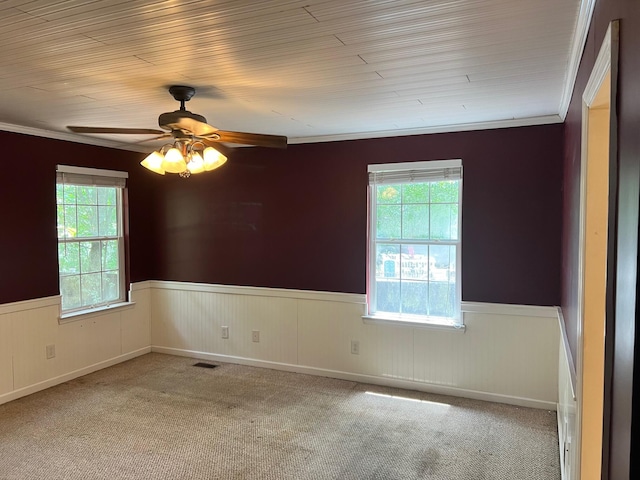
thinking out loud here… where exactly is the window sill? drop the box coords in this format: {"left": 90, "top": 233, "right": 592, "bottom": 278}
{"left": 362, "top": 314, "right": 466, "bottom": 332}
{"left": 59, "top": 301, "right": 136, "bottom": 324}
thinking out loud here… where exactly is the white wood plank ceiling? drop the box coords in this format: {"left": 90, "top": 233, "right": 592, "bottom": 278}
{"left": 0, "top": 0, "right": 585, "bottom": 149}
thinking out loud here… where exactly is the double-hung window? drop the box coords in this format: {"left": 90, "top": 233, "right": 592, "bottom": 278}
{"left": 56, "top": 165, "right": 128, "bottom": 314}
{"left": 367, "top": 159, "right": 462, "bottom": 326}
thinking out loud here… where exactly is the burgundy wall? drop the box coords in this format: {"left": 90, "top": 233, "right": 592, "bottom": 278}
{"left": 561, "top": 0, "right": 640, "bottom": 476}
{"left": 0, "top": 131, "right": 160, "bottom": 305}
{"left": 154, "top": 124, "right": 563, "bottom": 306}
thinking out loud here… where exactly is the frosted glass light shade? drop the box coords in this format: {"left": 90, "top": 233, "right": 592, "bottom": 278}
{"left": 140, "top": 151, "right": 165, "bottom": 175}
{"left": 187, "top": 152, "right": 205, "bottom": 174}
{"left": 162, "top": 147, "right": 187, "bottom": 173}
{"left": 203, "top": 147, "right": 228, "bottom": 171}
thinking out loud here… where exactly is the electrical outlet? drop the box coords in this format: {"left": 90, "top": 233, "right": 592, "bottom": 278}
{"left": 351, "top": 340, "right": 360, "bottom": 355}
{"left": 221, "top": 326, "right": 229, "bottom": 339}
{"left": 252, "top": 330, "right": 260, "bottom": 343}
{"left": 46, "top": 344, "right": 56, "bottom": 359}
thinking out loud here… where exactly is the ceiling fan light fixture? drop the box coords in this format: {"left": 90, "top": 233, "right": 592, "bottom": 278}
{"left": 140, "top": 150, "right": 165, "bottom": 175}
{"left": 162, "top": 146, "right": 187, "bottom": 173}
{"left": 68, "top": 85, "right": 287, "bottom": 177}
{"left": 203, "top": 146, "right": 227, "bottom": 171}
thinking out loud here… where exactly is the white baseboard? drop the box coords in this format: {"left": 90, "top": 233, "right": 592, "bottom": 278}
{"left": 0, "top": 347, "right": 151, "bottom": 406}
{"left": 152, "top": 345, "right": 556, "bottom": 410}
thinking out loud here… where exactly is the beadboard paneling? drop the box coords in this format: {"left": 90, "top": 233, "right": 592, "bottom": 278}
{"left": 297, "top": 299, "right": 414, "bottom": 381}
{"left": 413, "top": 312, "right": 559, "bottom": 401}
{"left": 150, "top": 281, "right": 559, "bottom": 408}
{"left": 121, "top": 286, "right": 151, "bottom": 354}
{"left": 0, "top": 284, "right": 151, "bottom": 405}
{"left": 0, "top": 314, "right": 12, "bottom": 395}
{"left": 151, "top": 287, "right": 298, "bottom": 364}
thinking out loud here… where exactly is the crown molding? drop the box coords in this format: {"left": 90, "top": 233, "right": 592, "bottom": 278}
{"left": 559, "top": 0, "right": 597, "bottom": 120}
{"left": 288, "top": 115, "right": 563, "bottom": 144}
{"left": 0, "top": 122, "right": 149, "bottom": 153}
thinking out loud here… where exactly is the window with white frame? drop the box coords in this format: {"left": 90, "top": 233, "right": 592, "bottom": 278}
{"left": 367, "top": 160, "right": 462, "bottom": 325}
{"left": 56, "top": 165, "right": 128, "bottom": 313}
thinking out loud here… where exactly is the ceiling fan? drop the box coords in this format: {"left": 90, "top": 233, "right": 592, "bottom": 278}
{"left": 67, "top": 85, "right": 288, "bottom": 177}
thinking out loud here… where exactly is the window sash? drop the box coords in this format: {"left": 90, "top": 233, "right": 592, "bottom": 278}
{"left": 56, "top": 166, "right": 126, "bottom": 313}
{"left": 368, "top": 162, "right": 462, "bottom": 323}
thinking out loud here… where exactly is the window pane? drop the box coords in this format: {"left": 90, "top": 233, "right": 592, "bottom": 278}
{"left": 58, "top": 243, "right": 80, "bottom": 275}
{"left": 376, "top": 185, "right": 401, "bottom": 204}
{"left": 376, "top": 205, "right": 401, "bottom": 239}
{"left": 63, "top": 184, "right": 77, "bottom": 205}
{"left": 102, "top": 271, "right": 119, "bottom": 302}
{"left": 57, "top": 206, "right": 65, "bottom": 238}
{"left": 428, "top": 245, "right": 457, "bottom": 317}
{"left": 429, "top": 245, "right": 456, "bottom": 281}
{"left": 63, "top": 206, "right": 77, "bottom": 237}
{"left": 402, "top": 205, "right": 429, "bottom": 239}
{"left": 77, "top": 205, "right": 98, "bottom": 237}
{"left": 99, "top": 206, "right": 117, "bottom": 236}
{"left": 401, "top": 280, "right": 428, "bottom": 316}
{"left": 376, "top": 244, "right": 399, "bottom": 279}
{"left": 376, "top": 279, "right": 400, "bottom": 313}
{"left": 56, "top": 184, "right": 64, "bottom": 204}
{"left": 81, "top": 273, "right": 102, "bottom": 307}
{"left": 60, "top": 275, "right": 81, "bottom": 311}
{"left": 451, "top": 205, "right": 459, "bottom": 240}
{"left": 400, "top": 244, "right": 429, "bottom": 280}
{"left": 97, "top": 187, "right": 116, "bottom": 206}
{"left": 77, "top": 186, "right": 97, "bottom": 205}
{"left": 375, "top": 244, "right": 400, "bottom": 314}
{"left": 402, "top": 183, "right": 429, "bottom": 203}
{"left": 428, "top": 281, "right": 455, "bottom": 318}
{"left": 80, "top": 241, "right": 101, "bottom": 273}
{"left": 431, "top": 180, "right": 459, "bottom": 203}
{"left": 430, "top": 204, "right": 457, "bottom": 240}
{"left": 102, "top": 240, "right": 119, "bottom": 271}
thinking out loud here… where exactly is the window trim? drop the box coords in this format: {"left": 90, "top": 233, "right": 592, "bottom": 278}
{"left": 56, "top": 165, "right": 129, "bottom": 315}
{"left": 59, "top": 300, "right": 136, "bottom": 324}
{"left": 367, "top": 159, "right": 463, "bottom": 326}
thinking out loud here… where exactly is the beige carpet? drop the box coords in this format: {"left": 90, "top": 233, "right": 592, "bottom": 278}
{"left": 0, "top": 353, "right": 560, "bottom": 479}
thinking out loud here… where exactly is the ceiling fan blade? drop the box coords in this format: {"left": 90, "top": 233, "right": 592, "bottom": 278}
{"left": 68, "top": 126, "right": 166, "bottom": 135}
{"left": 131, "top": 133, "right": 173, "bottom": 144}
{"left": 212, "top": 130, "right": 288, "bottom": 149}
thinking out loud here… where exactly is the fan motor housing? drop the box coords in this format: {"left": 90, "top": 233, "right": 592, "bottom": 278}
{"left": 159, "top": 110, "right": 208, "bottom": 129}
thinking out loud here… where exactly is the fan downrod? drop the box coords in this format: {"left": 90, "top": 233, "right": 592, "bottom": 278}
{"left": 169, "top": 85, "right": 196, "bottom": 111}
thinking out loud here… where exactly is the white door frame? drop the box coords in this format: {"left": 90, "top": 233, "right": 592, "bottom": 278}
{"left": 575, "top": 20, "right": 619, "bottom": 480}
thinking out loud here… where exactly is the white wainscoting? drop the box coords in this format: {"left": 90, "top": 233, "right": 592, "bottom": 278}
{"left": 150, "top": 281, "right": 560, "bottom": 409}
{"left": 557, "top": 308, "right": 578, "bottom": 480}
{"left": 0, "top": 283, "right": 151, "bottom": 405}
